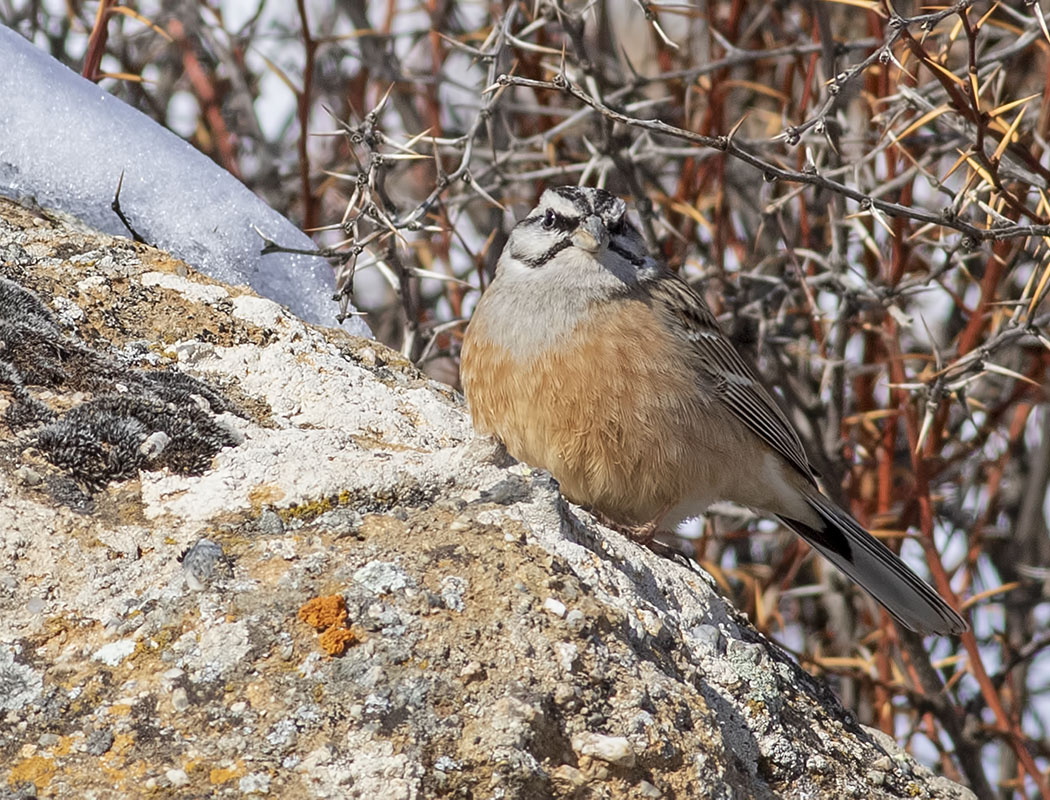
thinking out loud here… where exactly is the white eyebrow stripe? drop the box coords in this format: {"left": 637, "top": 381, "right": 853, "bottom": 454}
{"left": 542, "top": 191, "right": 588, "bottom": 217}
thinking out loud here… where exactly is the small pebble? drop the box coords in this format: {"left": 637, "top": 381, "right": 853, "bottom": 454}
{"left": 459, "top": 661, "right": 485, "bottom": 682}
{"left": 171, "top": 687, "right": 190, "bottom": 712}
{"left": 572, "top": 732, "right": 636, "bottom": 767}
{"left": 14, "top": 466, "right": 42, "bottom": 486}
{"left": 543, "top": 598, "right": 567, "bottom": 618}
{"left": 138, "top": 431, "right": 170, "bottom": 459}
{"left": 358, "top": 346, "right": 377, "bottom": 367}
{"left": 565, "top": 609, "right": 587, "bottom": 632}
{"left": 257, "top": 509, "right": 285, "bottom": 535}
{"left": 239, "top": 772, "right": 271, "bottom": 794}
{"left": 83, "top": 728, "right": 114, "bottom": 756}
{"left": 637, "top": 780, "right": 663, "bottom": 798}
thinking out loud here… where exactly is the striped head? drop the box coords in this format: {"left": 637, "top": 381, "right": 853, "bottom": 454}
{"left": 495, "top": 186, "right": 659, "bottom": 292}
{"left": 473, "top": 187, "right": 663, "bottom": 358}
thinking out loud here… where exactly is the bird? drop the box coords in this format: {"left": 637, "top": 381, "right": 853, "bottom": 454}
{"left": 459, "top": 185, "right": 968, "bottom": 636}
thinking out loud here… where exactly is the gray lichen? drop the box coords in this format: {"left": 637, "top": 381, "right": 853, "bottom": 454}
{"left": 0, "top": 646, "right": 43, "bottom": 711}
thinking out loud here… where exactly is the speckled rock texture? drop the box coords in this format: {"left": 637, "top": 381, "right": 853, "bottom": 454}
{"left": 0, "top": 196, "right": 974, "bottom": 800}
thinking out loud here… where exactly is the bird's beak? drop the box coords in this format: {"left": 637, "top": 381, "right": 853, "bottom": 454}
{"left": 571, "top": 215, "right": 607, "bottom": 253}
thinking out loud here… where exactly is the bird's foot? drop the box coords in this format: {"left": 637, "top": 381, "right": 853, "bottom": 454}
{"left": 590, "top": 505, "right": 673, "bottom": 548}
{"left": 624, "top": 518, "right": 660, "bottom": 546}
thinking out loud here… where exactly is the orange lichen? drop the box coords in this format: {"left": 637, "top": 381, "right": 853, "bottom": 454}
{"left": 318, "top": 626, "right": 357, "bottom": 656}
{"left": 50, "top": 736, "right": 75, "bottom": 757}
{"left": 298, "top": 595, "right": 360, "bottom": 656}
{"left": 99, "top": 734, "right": 136, "bottom": 775}
{"left": 298, "top": 595, "right": 347, "bottom": 630}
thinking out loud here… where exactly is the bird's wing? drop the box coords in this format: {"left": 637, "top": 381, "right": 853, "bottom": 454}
{"left": 650, "top": 274, "right": 815, "bottom": 480}
{"left": 647, "top": 274, "right": 968, "bottom": 635}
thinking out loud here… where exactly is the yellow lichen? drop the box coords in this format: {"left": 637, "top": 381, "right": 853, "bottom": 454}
{"left": 209, "top": 761, "right": 245, "bottom": 784}
{"left": 50, "top": 736, "right": 75, "bottom": 757}
{"left": 278, "top": 497, "right": 335, "bottom": 522}
{"left": 277, "top": 491, "right": 355, "bottom": 523}
{"left": 8, "top": 756, "right": 55, "bottom": 790}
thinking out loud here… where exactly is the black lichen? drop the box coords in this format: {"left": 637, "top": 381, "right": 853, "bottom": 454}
{"left": 35, "top": 393, "right": 237, "bottom": 490}
{"left": 0, "top": 276, "right": 239, "bottom": 493}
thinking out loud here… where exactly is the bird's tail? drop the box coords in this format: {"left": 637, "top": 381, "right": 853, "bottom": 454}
{"left": 777, "top": 491, "right": 968, "bottom": 635}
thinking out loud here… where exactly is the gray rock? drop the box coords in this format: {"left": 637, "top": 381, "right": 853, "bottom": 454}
{"left": 179, "top": 537, "right": 229, "bottom": 590}
{"left": 82, "top": 727, "right": 115, "bottom": 756}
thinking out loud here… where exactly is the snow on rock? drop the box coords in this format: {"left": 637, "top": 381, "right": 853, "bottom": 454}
{"left": 0, "top": 24, "right": 367, "bottom": 335}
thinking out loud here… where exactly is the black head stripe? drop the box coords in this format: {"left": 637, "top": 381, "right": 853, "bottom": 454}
{"left": 551, "top": 185, "right": 589, "bottom": 209}
{"left": 551, "top": 186, "right": 625, "bottom": 227}
{"left": 554, "top": 213, "right": 577, "bottom": 233}
{"left": 513, "top": 187, "right": 642, "bottom": 271}
{"left": 509, "top": 237, "right": 572, "bottom": 269}
{"left": 591, "top": 190, "right": 618, "bottom": 217}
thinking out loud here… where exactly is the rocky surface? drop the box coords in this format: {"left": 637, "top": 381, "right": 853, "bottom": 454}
{"left": 0, "top": 196, "right": 975, "bottom": 799}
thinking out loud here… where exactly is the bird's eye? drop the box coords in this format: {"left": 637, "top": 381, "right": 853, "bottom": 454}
{"left": 541, "top": 209, "right": 557, "bottom": 229}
